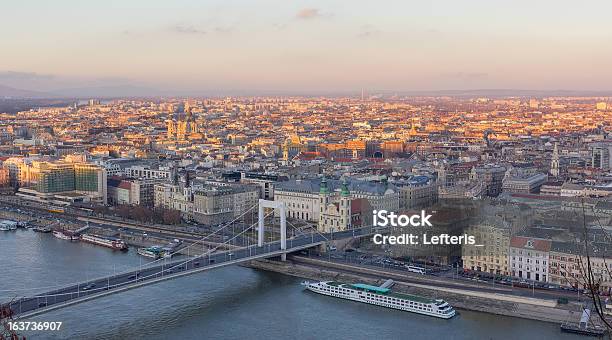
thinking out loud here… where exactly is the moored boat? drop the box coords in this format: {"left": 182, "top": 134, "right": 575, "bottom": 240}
{"left": 305, "top": 281, "right": 456, "bottom": 319}
{"left": 560, "top": 309, "right": 607, "bottom": 336}
{"left": 137, "top": 246, "right": 166, "bottom": 259}
{"left": 0, "top": 220, "right": 18, "bottom": 231}
{"left": 81, "top": 233, "right": 128, "bottom": 251}
{"left": 33, "top": 226, "right": 53, "bottom": 233}
{"left": 53, "top": 229, "right": 80, "bottom": 241}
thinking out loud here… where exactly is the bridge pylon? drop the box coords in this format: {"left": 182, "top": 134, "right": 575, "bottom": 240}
{"left": 258, "top": 199, "right": 287, "bottom": 260}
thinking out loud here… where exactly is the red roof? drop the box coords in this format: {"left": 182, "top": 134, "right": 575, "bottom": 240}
{"left": 333, "top": 158, "right": 357, "bottom": 163}
{"left": 296, "top": 151, "right": 321, "bottom": 161}
{"left": 351, "top": 198, "right": 367, "bottom": 214}
{"left": 510, "top": 236, "right": 551, "bottom": 252}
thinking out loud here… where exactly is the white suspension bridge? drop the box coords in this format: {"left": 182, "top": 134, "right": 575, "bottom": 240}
{"left": 2, "top": 200, "right": 382, "bottom": 319}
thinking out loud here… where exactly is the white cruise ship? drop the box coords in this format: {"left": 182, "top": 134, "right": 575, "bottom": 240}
{"left": 306, "top": 281, "right": 456, "bottom": 319}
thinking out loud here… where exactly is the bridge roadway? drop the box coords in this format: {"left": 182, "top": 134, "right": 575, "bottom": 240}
{"left": 4, "top": 226, "right": 380, "bottom": 319}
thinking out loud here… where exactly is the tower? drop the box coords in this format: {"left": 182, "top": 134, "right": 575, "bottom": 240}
{"left": 166, "top": 120, "right": 176, "bottom": 140}
{"left": 176, "top": 117, "right": 188, "bottom": 141}
{"left": 551, "top": 143, "right": 560, "bottom": 177}
{"left": 282, "top": 142, "right": 289, "bottom": 161}
{"left": 339, "top": 178, "right": 351, "bottom": 230}
{"left": 319, "top": 176, "right": 330, "bottom": 227}
{"left": 437, "top": 163, "right": 447, "bottom": 186}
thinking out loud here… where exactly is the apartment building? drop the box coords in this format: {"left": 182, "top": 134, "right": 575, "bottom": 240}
{"left": 549, "top": 241, "right": 612, "bottom": 293}
{"left": 509, "top": 236, "right": 551, "bottom": 282}
{"left": 154, "top": 181, "right": 259, "bottom": 225}
{"left": 502, "top": 170, "right": 547, "bottom": 194}
{"left": 108, "top": 177, "right": 156, "bottom": 207}
{"left": 470, "top": 165, "right": 506, "bottom": 197}
{"left": 394, "top": 175, "right": 438, "bottom": 210}
{"left": 192, "top": 184, "right": 259, "bottom": 225}
{"left": 463, "top": 223, "right": 511, "bottom": 276}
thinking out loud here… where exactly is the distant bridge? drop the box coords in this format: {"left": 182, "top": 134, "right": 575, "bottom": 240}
{"left": 3, "top": 200, "right": 383, "bottom": 318}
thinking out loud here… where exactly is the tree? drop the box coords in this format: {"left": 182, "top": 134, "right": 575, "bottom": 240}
{"left": 161, "top": 209, "right": 181, "bottom": 225}
{"left": 575, "top": 199, "right": 612, "bottom": 335}
{"left": 1, "top": 301, "right": 25, "bottom": 340}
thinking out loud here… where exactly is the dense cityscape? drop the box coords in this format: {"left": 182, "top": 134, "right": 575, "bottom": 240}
{"left": 0, "top": 94, "right": 611, "bottom": 338}
{"left": 2, "top": 0, "right": 612, "bottom": 338}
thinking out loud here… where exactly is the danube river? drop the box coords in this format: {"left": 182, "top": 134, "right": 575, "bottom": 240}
{"left": 1, "top": 230, "right": 580, "bottom": 340}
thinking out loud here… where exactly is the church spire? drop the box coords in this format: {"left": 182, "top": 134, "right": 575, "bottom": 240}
{"left": 551, "top": 142, "right": 560, "bottom": 177}
{"left": 320, "top": 176, "right": 329, "bottom": 194}
{"left": 341, "top": 178, "right": 350, "bottom": 197}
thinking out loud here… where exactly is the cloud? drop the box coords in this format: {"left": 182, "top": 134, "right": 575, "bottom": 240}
{"left": 170, "top": 24, "right": 206, "bottom": 35}
{"left": 296, "top": 8, "right": 321, "bottom": 20}
{"left": 0, "top": 71, "right": 55, "bottom": 80}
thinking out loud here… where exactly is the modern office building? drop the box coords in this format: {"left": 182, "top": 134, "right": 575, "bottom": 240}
{"left": 15, "top": 160, "right": 107, "bottom": 205}
{"left": 591, "top": 142, "right": 611, "bottom": 170}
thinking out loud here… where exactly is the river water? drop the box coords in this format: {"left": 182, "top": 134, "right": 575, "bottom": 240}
{"left": 1, "top": 230, "right": 580, "bottom": 340}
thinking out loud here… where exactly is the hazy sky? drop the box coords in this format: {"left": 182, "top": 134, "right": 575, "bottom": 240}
{"left": 2, "top": 0, "right": 612, "bottom": 93}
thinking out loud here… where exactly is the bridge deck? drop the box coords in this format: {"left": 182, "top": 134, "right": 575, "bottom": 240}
{"left": 3, "top": 226, "right": 380, "bottom": 318}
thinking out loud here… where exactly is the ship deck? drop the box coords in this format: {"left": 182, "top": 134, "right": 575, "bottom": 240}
{"left": 325, "top": 281, "right": 436, "bottom": 304}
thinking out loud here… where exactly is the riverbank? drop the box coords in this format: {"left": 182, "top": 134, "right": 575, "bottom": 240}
{"left": 0, "top": 230, "right": 586, "bottom": 339}
{"left": 245, "top": 257, "right": 585, "bottom": 325}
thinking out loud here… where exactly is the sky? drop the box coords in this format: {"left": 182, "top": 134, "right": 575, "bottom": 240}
{"left": 2, "top": 0, "right": 612, "bottom": 95}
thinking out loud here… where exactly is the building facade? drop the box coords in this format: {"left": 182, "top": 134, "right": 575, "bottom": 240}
{"left": 13, "top": 160, "right": 107, "bottom": 205}
{"left": 274, "top": 177, "right": 399, "bottom": 223}
{"left": 463, "top": 223, "right": 511, "bottom": 276}
{"left": 394, "top": 176, "right": 439, "bottom": 210}
{"left": 503, "top": 169, "right": 547, "bottom": 194}
{"left": 509, "top": 236, "right": 551, "bottom": 282}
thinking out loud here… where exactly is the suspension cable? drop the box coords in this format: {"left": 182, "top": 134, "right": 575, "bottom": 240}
{"left": 8, "top": 211, "right": 275, "bottom": 300}
{"left": 0, "top": 203, "right": 260, "bottom": 295}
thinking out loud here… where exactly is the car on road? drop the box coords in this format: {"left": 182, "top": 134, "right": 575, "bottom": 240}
{"left": 193, "top": 261, "right": 200, "bottom": 267}
{"left": 82, "top": 283, "right": 96, "bottom": 291}
{"left": 38, "top": 302, "right": 47, "bottom": 307}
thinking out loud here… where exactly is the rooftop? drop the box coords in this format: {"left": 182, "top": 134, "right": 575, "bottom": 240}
{"left": 275, "top": 178, "right": 395, "bottom": 195}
